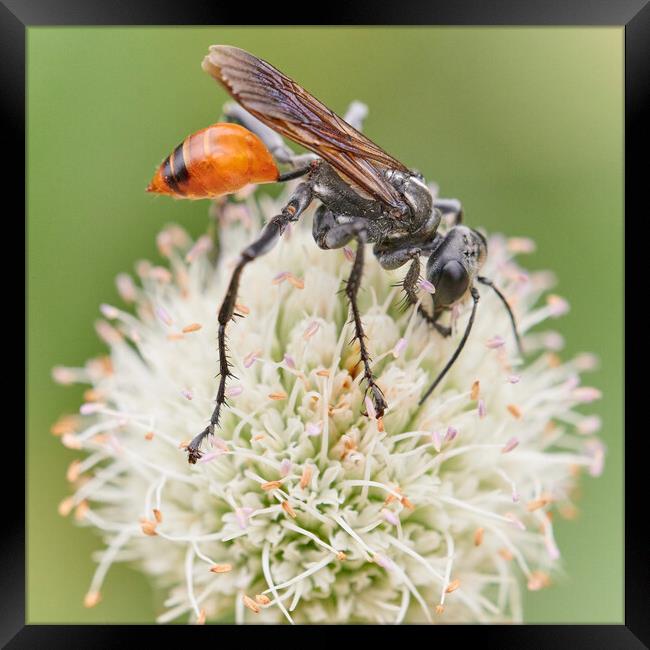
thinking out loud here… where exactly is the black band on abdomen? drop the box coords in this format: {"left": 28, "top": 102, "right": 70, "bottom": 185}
{"left": 171, "top": 143, "right": 190, "bottom": 186}
{"left": 162, "top": 141, "right": 189, "bottom": 194}
{"left": 162, "top": 155, "right": 180, "bottom": 193}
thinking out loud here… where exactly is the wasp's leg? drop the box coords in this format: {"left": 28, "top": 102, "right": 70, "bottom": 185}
{"left": 312, "top": 209, "right": 387, "bottom": 418}
{"left": 372, "top": 209, "right": 442, "bottom": 311}
{"left": 417, "top": 304, "right": 452, "bottom": 338}
{"left": 346, "top": 230, "right": 388, "bottom": 420}
{"left": 374, "top": 244, "right": 422, "bottom": 271}
{"left": 435, "top": 198, "right": 463, "bottom": 225}
{"left": 224, "top": 100, "right": 367, "bottom": 168}
{"left": 374, "top": 241, "right": 451, "bottom": 336}
{"left": 186, "top": 183, "right": 314, "bottom": 463}
{"left": 312, "top": 206, "right": 366, "bottom": 250}
{"left": 374, "top": 246, "right": 422, "bottom": 310}
{"left": 223, "top": 102, "right": 310, "bottom": 181}
{"left": 343, "top": 101, "right": 368, "bottom": 131}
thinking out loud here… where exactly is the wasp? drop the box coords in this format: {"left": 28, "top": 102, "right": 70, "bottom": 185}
{"left": 148, "top": 45, "right": 522, "bottom": 463}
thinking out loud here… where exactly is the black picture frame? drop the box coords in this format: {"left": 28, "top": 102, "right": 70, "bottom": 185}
{"left": 9, "top": 1, "right": 647, "bottom": 646}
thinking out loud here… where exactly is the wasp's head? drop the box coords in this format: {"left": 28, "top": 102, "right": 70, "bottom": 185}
{"left": 426, "top": 226, "right": 488, "bottom": 308}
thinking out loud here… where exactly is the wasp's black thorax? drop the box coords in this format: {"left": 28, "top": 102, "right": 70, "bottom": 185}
{"left": 310, "top": 162, "right": 382, "bottom": 219}
{"left": 383, "top": 169, "right": 434, "bottom": 230}
{"left": 309, "top": 162, "right": 434, "bottom": 243}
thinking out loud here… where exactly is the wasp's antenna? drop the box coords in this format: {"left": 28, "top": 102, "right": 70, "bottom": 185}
{"left": 477, "top": 275, "right": 523, "bottom": 357}
{"left": 419, "top": 287, "right": 480, "bottom": 406}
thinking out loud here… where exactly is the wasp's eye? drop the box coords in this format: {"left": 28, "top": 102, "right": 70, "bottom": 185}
{"left": 435, "top": 260, "right": 469, "bottom": 307}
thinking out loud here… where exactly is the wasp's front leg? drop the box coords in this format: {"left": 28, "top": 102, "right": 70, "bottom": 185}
{"left": 374, "top": 244, "right": 422, "bottom": 311}
{"left": 416, "top": 305, "right": 452, "bottom": 338}
{"left": 373, "top": 210, "right": 442, "bottom": 314}
{"left": 376, "top": 244, "right": 450, "bottom": 337}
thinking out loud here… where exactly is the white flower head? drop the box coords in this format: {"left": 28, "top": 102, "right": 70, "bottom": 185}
{"left": 53, "top": 181, "right": 604, "bottom": 624}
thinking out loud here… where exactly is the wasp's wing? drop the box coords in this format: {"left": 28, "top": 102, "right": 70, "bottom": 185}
{"left": 202, "top": 45, "right": 409, "bottom": 209}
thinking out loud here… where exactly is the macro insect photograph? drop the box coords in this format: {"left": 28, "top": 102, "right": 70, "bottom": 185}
{"left": 27, "top": 27, "right": 623, "bottom": 625}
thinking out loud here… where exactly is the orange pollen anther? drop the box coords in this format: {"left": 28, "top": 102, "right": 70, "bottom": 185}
{"left": 498, "top": 548, "right": 514, "bottom": 561}
{"left": 58, "top": 496, "right": 75, "bottom": 517}
{"left": 526, "top": 498, "right": 550, "bottom": 512}
{"left": 51, "top": 415, "right": 78, "bottom": 436}
{"left": 66, "top": 459, "right": 82, "bottom": 483}
{"left": 282, "top": 501, "right": 297, "bottom": 518}
{"left": 83, "top": 388, "right": 103, "bottom": 402}
{"left": 210, "top": 563, "right": 233, "bottom": 573}
{"left": 400, "top": 496, "right": 415, "bottom": 510}
{"left": 261, "top": 480, "right": 283, "bottom": 491}
{"left": 287, "top": 274, "right": 304, "bottom": 289}
{"left": 141, "top": 520, "right": 158, "bottom": 536}
{"left": 445, "top": 579, "right": 461, "bottom": 593}
{"left": 300, "top": 466, "right": 313, "bottom": 490}
{"left": 242, "top": 595, "right": 261, "bottom": 614}
{"left": 74, "top": 500, "right": 89, "bottom": 521}
{"left": 84, "top": 591, "right": 102, "bottom": 608}
{"left": 507, "top": 404, "right": 523, "bottom": 419}
{"left": 527, "top": 570, "right": 551, "bottom": 591}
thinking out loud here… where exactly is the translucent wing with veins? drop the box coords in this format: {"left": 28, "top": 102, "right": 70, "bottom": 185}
{"left": 202, "top": 45, "right": 409, "bottom": 210}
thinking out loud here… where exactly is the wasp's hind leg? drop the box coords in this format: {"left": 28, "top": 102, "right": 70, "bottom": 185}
{"left": 313, "top": 208, "right": 388, "bottom": 420}
{"left": 223, "top": 102, "right": 313, "bottom": 167}
{"left": 186, "top": 183, "right": 313, "bottom": 463}
{"left": 435, "top": 198, "right": 463, "bottom": 226}
{"left": 223, "top": 101, "right": 369, "bottom": 167}
{"left": 223, "top": 104, "right": 312, "bottom": 182}
{"left": 342, "top": 101, "right": 368, "bottom": 131}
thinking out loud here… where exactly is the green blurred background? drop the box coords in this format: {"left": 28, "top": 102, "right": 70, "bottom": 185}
{"left": 27, "top": 27, "right": 623, "bottom": 623}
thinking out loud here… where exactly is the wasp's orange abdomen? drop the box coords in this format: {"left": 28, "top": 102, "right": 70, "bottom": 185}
{"left": 147, "top": 122, "right": 279, "bottom": 199}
